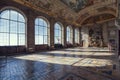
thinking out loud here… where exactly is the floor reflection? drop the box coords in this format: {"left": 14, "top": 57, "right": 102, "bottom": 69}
{"left": 0, "top": 47, "right": 120, "bottom": 80}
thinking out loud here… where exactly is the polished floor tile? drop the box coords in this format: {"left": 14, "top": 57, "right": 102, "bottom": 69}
{"left": 0, "top": 47, "right": 120, "bottom": 80}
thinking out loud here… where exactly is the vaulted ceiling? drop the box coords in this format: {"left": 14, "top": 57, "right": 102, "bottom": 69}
{"left": 12, "top": 0, "right": 117, "bottom": 27}
{"left": 60, "top": 0, "right": 89, "bottom": 12}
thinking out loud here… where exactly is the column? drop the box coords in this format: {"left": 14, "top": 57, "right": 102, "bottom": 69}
{"left": 63, "top": 24, "right": 67, "bottom": 47}
{"left": 118, "top": 0, "right": 120, "bottom": 56}
{"left": 26, "top": 11, "right": 35, "bottom": 53}
{"left": 102, "top": 23, "right": 108, "bottom": 46}
{"left": 49, "top": 18, "right": 55, "bottom": 49}
{"left": 72, "top": 27, "right": 75, "bottom": 46}
{"left": 79, "top": 27, "right": 82, "bottom": 46}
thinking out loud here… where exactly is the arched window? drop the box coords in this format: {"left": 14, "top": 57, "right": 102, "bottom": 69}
{"left": 66, "top": 26, "right": 73, "bottom": 44}
{"left": 54, "top": 23, "right": 63, "bottom": 44}
{"left": 75, "top": 28, "right": 79, "bottom": 44}
{"left": 35, "top": 17, "right": 49, "bottom": 45}
{"left": 0, "top": 9, "right": 26, "bottom": 46}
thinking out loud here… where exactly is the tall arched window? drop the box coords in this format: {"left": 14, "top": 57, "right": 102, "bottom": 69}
{"left": 35, "top": 17, "right": 49, "bottom": 45}
{"left": 54, "top": 23, "right": 63, "bottom": 44}
{"left": 75, "top": 28, "right": 79, "bottom": 44}
{"left": 0, "top": 9, "right": 26, "bottom": 46}
{"left": 66, "top": 26, "right": 73, "bottom": 44}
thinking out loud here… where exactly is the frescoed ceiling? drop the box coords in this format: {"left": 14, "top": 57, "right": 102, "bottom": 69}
{"left": 60, "top": 0, "right": 89, "bottom": 12}
{"left": 11, "top": 0, "right": 117, "bottom": 27}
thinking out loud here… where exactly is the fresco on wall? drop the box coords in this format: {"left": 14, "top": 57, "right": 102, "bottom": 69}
{"left": 60, "top": 0, "right": 89, "bottom": 12}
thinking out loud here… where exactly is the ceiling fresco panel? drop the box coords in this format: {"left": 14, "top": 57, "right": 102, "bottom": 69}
{"left": 60, "top": 0, "right": 90, "bottom": 12}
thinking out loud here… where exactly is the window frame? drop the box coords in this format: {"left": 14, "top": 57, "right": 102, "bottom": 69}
{"left": 0, "top": 8, "right": 26, "bottom": 46}
{"left": 75, "top": 28, "right": 79, "bottom": 44}
{"left": 54, "top": 22, "right": 63, "bottom": 44}
{"left": 35, "top": 17, "right": 49, "bottom": 45}
{"left": 66, "top": 26, "right": 73, "bottom": 44}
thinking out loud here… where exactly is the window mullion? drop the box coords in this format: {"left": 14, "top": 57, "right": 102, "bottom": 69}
{"left": 17, "top": 13, "right": 19, "bottom": 46}
{"left": 9, "top": 10, "right": 11, "bottom": 46}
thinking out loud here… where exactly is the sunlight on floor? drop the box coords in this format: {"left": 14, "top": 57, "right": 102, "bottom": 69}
{"left": 1, "top": 48, "right": 119, "bottom": 80}
{"left": 15, "top": 48, "right": 114, "bottom": 67}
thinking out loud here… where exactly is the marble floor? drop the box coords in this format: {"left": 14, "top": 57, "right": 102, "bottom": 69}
{"left": 0, "top": 47, "right": 120, "bottom": 80}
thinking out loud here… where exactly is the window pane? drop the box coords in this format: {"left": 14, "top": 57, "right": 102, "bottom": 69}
{"left": 54, "top": 23, "right": 62, "bottom": 44}
{"left": 67, "top": 37, "right": 69, "bottom": 42}
{"left": 35, "top": 35, "right": 39, "bottom": 44}
{"left": 44, "top": 36, "right": 47, "bottom": 44}
{"left": 43, "top": 27, "right": 47, "bottom": 35}
{"left": 59, "top": 30, "right": 61, "bottom": 37}
{"left": 18, "top": 23, "right": 25, "bottom": 33}
{"left": 75, "top": 29, "right": 79, "bottom": 44}
{"left": 58, "top": 36, "right": 61, "bottom": 44}
{"left": 54, "top": 30, "right": 59, "bottom": 36}
{"left": 35, "top": 19, "right": 39, "bottom": 25}
{"left": 67, "top": 27, "right": 69, "bottom": 31}
{"left": 0, "top": 10, "right": 10, "bottom": 19}
{"left": 35, "top": 18, "right": 48, "bottom": 45}
{"left": 0, "top": 19, "right": 9, "bottom": 32}
{"left": 10, "top": 21, "right": 17, "bottom": 33}
{"left": 66, "top": 26, "right": 73, "bottom": 44}
{"left": 0, "top": 33, "right": 9, "bottom": 46}
{"left": 39, "top": 19, "right": 43, "bottom": 25}
{"left": 18, "top": 13, "right": 25, "bottom": 22}
{"left": 0, "top": 9, "right": 25, "bottom": 46}
{"left": 43, "top": 21, "right": 47, "bottom": 27}
{"left": 54, "top": 37, "right": 58, "bottom": 44}
{"left": 38, "top": 35, "right": 43, "bottom": 44}
{"left": 39, "top": 27, "right": 44, "bottom": 35}
{"left": 55, "top": 24, "right": 59, "bottom": 29}
{"left": 55, "top": 25, "right": 58, "bottom": 29}
{"left": 35, "top": 25, "right": 39, "bottom": 34}
{"left": 67, "top": 31, "right": 70, "bottom": 38}
{"left": 19, "top": 34, "right": 25, "bottom": 45}
{"left": 10, "top": 34, "right": 17, "bottom": 46}
{"left": 10, "top": 10, "right": 18, "bottom": 21}
{"left": 58, "top": 26, "right": 61, "bottom": 30}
